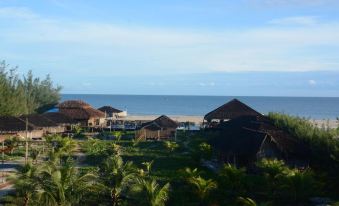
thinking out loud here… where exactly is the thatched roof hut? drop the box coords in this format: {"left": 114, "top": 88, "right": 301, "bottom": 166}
{"left": 204, "top": 99, "right": 261, "bottom": 122}
{"left": 57, "top": 100, "right": 105, "bottom": 126}
{"left": 98, "top": 106, "right": 122, "bottom": 114}
{"left": 0, "top": 116, "right": 34, "bottom": 133}
{"left": 210, "top": 115, "right": 310, "bottom": 166}
{"left": 141, "top": 115, "right": 178, "bottom": 129}
{"left": 19, "top": 114, "right": 58, "bottom": 128}
{"left": 136, "top": 115, "right": 178, "bottom": 140}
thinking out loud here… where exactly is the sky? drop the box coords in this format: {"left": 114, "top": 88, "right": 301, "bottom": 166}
{"left": 0, "top": 0, "right": 339, "bottom": 96}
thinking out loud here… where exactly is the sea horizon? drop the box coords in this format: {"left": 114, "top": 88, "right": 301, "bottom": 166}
{"left": 61, "top": 94, "right": 339, "bottom": 120}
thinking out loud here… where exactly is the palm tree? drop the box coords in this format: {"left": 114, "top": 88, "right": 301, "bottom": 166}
{"left": 99, "top": 155, "right": 137, "bottom": 206}
{"left": 188, "top": 176, "right": 217, "bottom": 205}
{"left": 8, "top": 163, "right": 39, "bottom": 206}
{"left": 36, "top": 158, "right": 97, "bottom": 206}
{"left": 137, "top": 178, "right": 170, "bottom": 206}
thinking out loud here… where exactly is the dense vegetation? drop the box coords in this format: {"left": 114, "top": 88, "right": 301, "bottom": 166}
{"left": 268, "top": 113, "right": 339, "bottom": 194}
{"left": 0, "top": 61, "right": 61, "bottom": 116}
{"left": 3, "top": 130, "right": 338, "bottom": 206}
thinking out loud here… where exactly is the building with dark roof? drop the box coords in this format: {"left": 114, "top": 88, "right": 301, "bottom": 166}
{"left": 98, "top": 106, "right": 126, "bottom": 119}
{"left": 58, "top": 100, "right": 105, "bottom": 127}
{"left": 136, "top": 115, "right": 178, "bottom": 140}
{"left": 19, "top": 114, "right": 67, "bottom": 134}
{"left": 209, "top": 115, "right": 310, "bottom": 167}
{"left": 204, "top": 99, "right": 262, "bottom": 128}
{"left": 0, "top": 116, "right": 43, "bottom": 140}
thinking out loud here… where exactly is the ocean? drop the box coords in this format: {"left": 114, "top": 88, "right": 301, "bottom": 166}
{"left": 61, "top": 94, "right": 339, "bottom": 119}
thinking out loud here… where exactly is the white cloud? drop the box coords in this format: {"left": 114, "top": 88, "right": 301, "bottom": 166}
{"left": 1, "top": 6, "right": 339, "bottom": 74}
{"left": 269, "top": 16, "right": 318, "bottom": 26}
{"left": 308, "top": 79, "right": 317, "bottom": 85}
{"left": 0, "top": 7, "right": 38, "bottom": 19}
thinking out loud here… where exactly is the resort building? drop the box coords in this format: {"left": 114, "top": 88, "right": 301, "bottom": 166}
{"left": 19, "top": 114, "right": 65, "bottom": 134}
{"left": 135, "top": 115, "right": 178, "bottom": 140}
{"left": 57, "top": 100, "right": 105, "bottom": 127}
{"left": 0, "top": 116, "right": 43, "bottom": 140}
{"left": 204, "top": 98, "right": 262, "bottom": 128}
{"left": 209, "top": 114, "right": 310, "bottom": 167}
{"left": 98, "top": 106, "right": 127, "bottom": 119}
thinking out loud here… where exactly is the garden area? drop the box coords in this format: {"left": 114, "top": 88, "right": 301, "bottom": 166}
{"left": 0, "top": 120, "right": 338, "bottom": 206}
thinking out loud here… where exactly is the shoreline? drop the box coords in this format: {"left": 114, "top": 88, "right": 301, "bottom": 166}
{"left": 124, "top": 115, "right": 339, "bottom": 128}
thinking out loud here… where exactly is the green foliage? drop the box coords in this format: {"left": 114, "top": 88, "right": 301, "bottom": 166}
{"left": 163, "top": 141, "right": 179, "bottom": 152}
{"left": 8, "top": 159, "right": 97, "bottom": 206}
{"left": 0, "top": 61, "right": 61, "bottom": 115}
{"left": 218, "top": 164, "right": 248, "bottom": 197}
{"left": 256, "top": 158, "right": 318, "bottom": 203}
{"left": 268, "top": 112, "right": 339, "bottom": 167}
{"left": 136, "top": 178, "right": 170, "bottom": 206}
{"left": 45, "top": 135, "right": 77, "bottom": 157}
{"left": 187, "top": 175, "right": 217, "bottom": 203}
{"left": 99, "top": 155, "right": 137, "bottom": 206}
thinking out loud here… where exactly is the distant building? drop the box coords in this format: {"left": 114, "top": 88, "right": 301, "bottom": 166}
{"left": 135, "top": 115, "right": 178, "bottom": 140}
{"left": 58, "top": 100, "right": 105, "bottom": 127}
{"left": 19, "top": 114, "right": 65, "bottom": 134}
{"left": 98, "top": 106, "right": 127, "bottom": 119}
{"left": 204, "top": 99, "right": 262, "bottom": 128}
{"left": 0, "top": 116, "right": 43, "bottom": 140}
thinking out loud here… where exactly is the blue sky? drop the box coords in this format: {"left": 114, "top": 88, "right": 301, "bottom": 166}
{"left": 0, "top": 0, "right": 339, "bottom": 96}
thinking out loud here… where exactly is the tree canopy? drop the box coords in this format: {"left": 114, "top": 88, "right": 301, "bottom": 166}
{"left": 0, "top": 61, "right": 61, "bottom": 116}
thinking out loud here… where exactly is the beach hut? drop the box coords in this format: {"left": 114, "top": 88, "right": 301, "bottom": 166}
{"left": 135, "top": 115, "right": 178, "bottom": 140}
{"left": 210, "top": 115, "right": 310, "bottom": 167}
{"left": 58, "top": 100, "right": 105, "bottom": 127}
{"left": 19, "top": 114, "right": 64, "bottom": 134}
{"left": 204, "top": 99, "right": 261, "bottom": 128}
{"left": 98, "top": 106, "right": 127, "bottom": 118}
{"left": 0, "top": 116, "right": 43, "bottom": 140}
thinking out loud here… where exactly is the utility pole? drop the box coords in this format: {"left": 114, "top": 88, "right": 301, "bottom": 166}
{"left": 25, "top": 117, "right": 28, "bottom": 164}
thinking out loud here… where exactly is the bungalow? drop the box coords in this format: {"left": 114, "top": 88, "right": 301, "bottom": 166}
{"left": 204, "top": 99, "right": 262, "bottom": 128}
{"left": 209, "top": 115, "right": 310, "bottom": 167}
{"left": 19, "top": 114, "right": 65, "bottom": 134}
{"left": 98, "top": 106, "right": 127, "bottom": 119}
{"left": 58, "top": 100, "right": 105, "bottom": 127}
{"left": 0, "top": 116, "right": 43, "bottom": 140}
{"left": 135, "top": 115, "right": 178, "bottom": 140}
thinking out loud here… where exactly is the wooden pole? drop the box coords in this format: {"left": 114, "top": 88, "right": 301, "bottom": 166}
{"left": 25, "top": 117, "right": 28, "bottom": 164}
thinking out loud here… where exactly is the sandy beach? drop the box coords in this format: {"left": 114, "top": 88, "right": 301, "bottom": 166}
{"left": 125, "top": 115, "right": 339, "bottom": 129}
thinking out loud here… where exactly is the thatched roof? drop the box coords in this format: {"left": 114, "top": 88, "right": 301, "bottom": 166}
{"left": 19, "top": 114, "right": 58, "bottom": 128}
{"left": 58, "top": 100, "right": 105, "bottom": 120}
{"left": 0, "top": 116, "right": 35, "bottom": 132}
{"left": 142, "top": 115, "right": 178, "bottom": 129}
{"left": 143, "top": 122, "right": 162, "bottom": 131}
{"left": 98, "top": 106, "right": 122, "bottom": 114}
{"left": 204, "top": 99, "right": 261, "bottom": 121}
{"left": 42, "top": 112, "right": 76, "bottom": 125}
{"left": 57, "top": 100, "right": 91, "bottom": 109}
{"left": 60, "top": 107, "right": 105, "bottom": 120}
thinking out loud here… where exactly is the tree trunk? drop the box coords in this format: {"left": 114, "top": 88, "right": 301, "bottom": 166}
{"left": 23, "top": 194, "right": 29, "bottom": 206}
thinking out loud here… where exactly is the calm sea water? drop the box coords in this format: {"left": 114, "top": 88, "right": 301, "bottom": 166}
{"left": 61, "top": 94, "right": 339, "bottom": 119}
